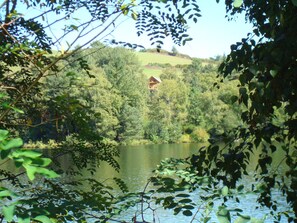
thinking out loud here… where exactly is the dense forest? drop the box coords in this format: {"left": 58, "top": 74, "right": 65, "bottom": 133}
{"left": 11, "top": 43, "right": 242, "bottom": 146}
{"left": 0, "top": 0, "right": 296, "bottom": 222}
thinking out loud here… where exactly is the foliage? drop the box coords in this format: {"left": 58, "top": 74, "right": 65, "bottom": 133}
{"left": 0, "top": 0, "right": 205, "bottom": 221}
{"left": 183, "top": 61, "right": 242, "bottom": 137}
{"left": 143, "top": 1, "right": 297, "bottom": 222}
{"left": 171, "top": 46, "right": 178, "bottom": 56}
{"left": 134, "top": 157, "right": 269, "bottom": 223}
{"left": 216, "top": 0, "right": 297, "bottom": 219}
{"left": 190, "top": 127, "right": 210, "bottom": 143}
{"left": 0, "top": 128, "right": 59, "bottom": 222}
{"left": 1, "top": 0, "right": 295, "bottom": 221}
{"left": 146, "top": 74, "right": 189, "bottom": 143}
{"left": 137, "top": 51, "right": 192, "bottom": 66}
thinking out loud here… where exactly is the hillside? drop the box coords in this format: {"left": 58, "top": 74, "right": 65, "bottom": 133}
{"left": 135, "top": 52, "right": 192, "bottom": 77}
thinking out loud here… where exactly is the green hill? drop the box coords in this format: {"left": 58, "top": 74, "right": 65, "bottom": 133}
{"left": 135, "top": 52, "right": 192, "bottom": 77}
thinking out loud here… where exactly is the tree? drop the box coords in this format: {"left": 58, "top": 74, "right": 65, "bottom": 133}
{"left": 218, "top": 0, "right": 297, "bottom": 218}
{"left": 0, "top": 0, "right": 202, "bottom": 222}
{"left": 149, "top": 1, "right": 297, "bottom": 222}
{"left": 146, "top": 74, "right": 189, "bottom": 143}
{"left": 2, "top": 0, "right": 296, "bottom": 221}
{"left": 171, "top": 46, "right": 178, "bottom": 56}
{"left": 89, "top": 43, "right": 148, "bottom": 143}
{"left": 183, "top": 60, "right": 242, "bottom": 138}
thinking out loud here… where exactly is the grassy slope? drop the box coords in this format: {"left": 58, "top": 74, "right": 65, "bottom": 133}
{"left": 136, "top": 52, "right": 192, "bottom": 66}
{"left": 135, "top": 52, "right": 192, "bottom": 77}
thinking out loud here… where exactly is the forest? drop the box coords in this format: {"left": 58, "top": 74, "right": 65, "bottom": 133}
{"left": 16, "top": 43, "right": 242, "bottom": 147}
{"left": 0, "top": 0, "right": 296, "bottom": 222}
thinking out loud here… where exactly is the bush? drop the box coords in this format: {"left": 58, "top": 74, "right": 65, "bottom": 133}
{"left": 190, "top": 127, "right": 210, "bottom": 143}
{"left": 121, "top": 139, "right": 151, "bottom": 146}
{"left": 179, "top": 134, "right": 191, "bottom": 143}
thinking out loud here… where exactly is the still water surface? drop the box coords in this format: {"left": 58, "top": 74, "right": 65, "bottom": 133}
{"left": 1, "top": 143, "right": 291, "bottom": 222}
{"left": 67, "top": 143, "right": 290, "bottom": 223}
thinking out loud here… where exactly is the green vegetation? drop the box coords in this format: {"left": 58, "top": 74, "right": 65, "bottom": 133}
{"left": 0, "top": 0, "right": 296, "bottom": 222}
{"left": 137, "top": 52, "right": 192, "bottom": 66}
{"left": 136, "top": 51, "right": 192, "bottom": 77}
{"left": 145, "top": 1, "right": 297, "bottom": 223}
{"left": 15, "top": 45, "right": 237, "bottom": 146}
{"left": 0, "top": 0, "right": 201, "bottom": 221}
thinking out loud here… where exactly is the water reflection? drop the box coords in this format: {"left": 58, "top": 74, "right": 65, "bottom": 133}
{"left": 1, "top": 143, "right": 292, "bottom": 222}
{"left": 90, "top": 143, "right": 202, "bottom": 191}
{"left": 75, "top": 143, "right": 291, "bottom": 223}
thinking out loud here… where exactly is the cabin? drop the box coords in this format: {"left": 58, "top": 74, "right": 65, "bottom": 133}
{"left": 148, "top": 76, "right": 161, "bottom": 90}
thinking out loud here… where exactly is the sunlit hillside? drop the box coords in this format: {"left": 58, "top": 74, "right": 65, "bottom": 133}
{"left": 135, "top": 51, "right": 192, "bottom": 77}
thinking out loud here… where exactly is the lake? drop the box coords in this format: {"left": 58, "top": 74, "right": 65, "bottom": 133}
{"left": 57, "top": 143, "right": 291, "bottom": 223}
{"left": 1, "top": 143, "right": 291, "bottom": 222}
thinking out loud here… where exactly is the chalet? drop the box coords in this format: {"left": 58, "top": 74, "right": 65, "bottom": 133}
{"left": 148, "top": 76, "right": 161, "bottom": 90}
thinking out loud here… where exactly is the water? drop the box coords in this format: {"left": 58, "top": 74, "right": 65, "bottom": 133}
{"left": 89, "top": 143, "right": 202, "bottom": 191}
{"left": 69, "top": 143, "right": 292, "bottom": 223}
{"left": 1, "top": 143, "right": 293, "bottom": 222}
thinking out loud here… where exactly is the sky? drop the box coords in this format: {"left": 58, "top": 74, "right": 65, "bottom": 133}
{"left": 18, "top": 0, "right": 253, "bottom": 59}
{"left": 111, "top": 1, "right": 253, "bottom": 58}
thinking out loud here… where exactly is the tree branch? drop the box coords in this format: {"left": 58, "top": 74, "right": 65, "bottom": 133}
{"left": 0, "top": 0, "right": 7, "bottom": 10}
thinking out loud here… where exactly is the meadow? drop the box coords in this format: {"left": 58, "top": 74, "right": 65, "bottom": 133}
{"left": 135, "top": 51, "right": 192, "bottom": 77}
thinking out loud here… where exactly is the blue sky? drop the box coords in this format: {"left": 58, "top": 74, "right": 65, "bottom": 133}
{"left": 19, "top": 1, "right": 253, "bottom": 59}
{"left": 112, "top": 1, "right": 253, "bottom": 58}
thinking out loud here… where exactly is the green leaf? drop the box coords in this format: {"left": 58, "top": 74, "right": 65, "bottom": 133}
{"left": 3, "top": 138, "right": 23, "bottom": 150}
{"left": 0, "top": 93, "right": 7, "bottom": 98}
{"left": 66, "top": 71, "right": 76, "bottom": 77}
{"left": 35, "top": 167, "right": 59, "bottom": 179}
{"left": 34, "top": 215, "right": 53, "bottom": 223}
{"left": 22, "top": 158, "right": 33, "bottom": 165}
{"left": 132, "top": 11, "right": 138, "bottom": 20}
{"left": 3, "top": 205, "right": 15, "bottom": 222}
{"left": 23, "top": 164, "right": 37, "bottom": 181}
{"left": 0, "top": 188, "right": 15, "bottom": 198}
{"left": 179, "top": 198, "right": 192, "bottom": 203}
{"left": 292, "top": 0, "right": 297, "bottom": 6}
{"left": 14, "top": 158, "right": 24, "bottom": 167}
{"left": 237, "top": 185, "right": 244, "bottom": 192}
{"left": 269, "top": 70, "right": 278, "bottom": 77}
{"left": 250, "top": 217, "right": 265, "bottom": 223}
{"left": 1, "top": 149, "right": 12, "bottom": 159}
{"left": 183, "top": 205, "right": 195, "bottom": 210}
{"left": 0, "top": 129, "right": 9, "bottom": 141}
{"left": 121, "top": 5, "right": 129, "bottom": 15}
{"left": 182, "top": 210, "right": 192, "bottom": 216}
{"left": 233, "top": 0, "right": 243, "bottom": 7}
{"left": 217, "top": 206, "right": 231, "bottom": 223}
{"left": 18, "top": 217, "right": 31, "bottom": 223}
{"left": 234, "top": 213, "right": 251, "bottom": 223}
{"left": 12, "top": 150, "right": 42, "bottom": 158}
{"left": 69, "top": 25, "right": 78, "bottom": 31}
{"left": 221, "top": 186, "right": 228, "bottom": 196}
{"left": 10, "top": 106, "right": 25, "bottom": 114}
{"left": 32, "top": 157, "right": 52, "bottom": 167}
{"left": 2, "top": 103, "right": 24, "bottom": 114}
{"left": 231, "top": 95, "right": 238, "bottom": 103}
{"left": 217, "top": 215, "right": 231, "bottom": 223}
{"left": 176, "top": 193, "right": 190, "bottom": 198}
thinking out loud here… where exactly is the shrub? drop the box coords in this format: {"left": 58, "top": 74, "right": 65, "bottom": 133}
{"left": 179, "top": 134, "right": 191, "bottom": 143}
{"left": 191, "top": 127, "right": 210, "bottom": 143}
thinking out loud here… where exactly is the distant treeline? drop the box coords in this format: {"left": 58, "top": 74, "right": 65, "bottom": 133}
{"left": 140, "top": 48, "right": 192, "bottom": 59}
{"left": 9, "top": 42, "right": 243, "bottom": 146}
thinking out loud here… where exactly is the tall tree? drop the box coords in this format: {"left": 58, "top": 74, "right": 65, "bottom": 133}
{"left": 150, "top": 1, "right": 297, "bottom": 221}
{"left": 146, "top": 71, "right": 189, "bottom": 143}
{"left": 90, "top": 43, "right": 148, "bottom": 143}
{"left": 0, "top": 0, "right": 202, "bottom": 222}
{"left": 217, "top": 0, "right": 297, "bottom": 217}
